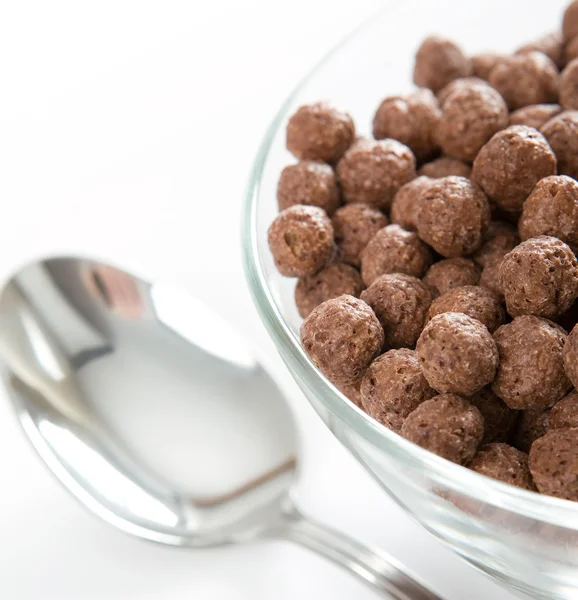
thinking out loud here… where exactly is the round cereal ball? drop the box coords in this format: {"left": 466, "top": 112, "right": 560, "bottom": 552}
{"left": 400, "top": 394, "right": 484, "bottom": 464}
{"left": 268, "top": 205, "right": 335, "bottom": 277}
{"left": 492, "top": 315, "right": 571, "bottom": 410}
{"left": 418, "top": 156, "right": 471, "bottom": 179}
{"left": 472, "top": 53, "right": 505, "bottom": 81}
{"left": 516, "top": 31, "right": 565, "bottom": 70}
{"left": 500, "top": 236, "right": 578, "bottom": 319}
{"left": 295, "top": 262, "right": 364, "bottom": 319}
{"left": 360, "top": 274, "right": 432, "bottom": 348}
{"left": 416, "top": 176, "right": 491, "bottom": 258}
{"left": 286, "top": 102, "right": 355, "bottom": 164}
{"left": 300, "top": 295, "right": 384, "bottom": 386}
{"left": 416, "top": 312, "right": 498, "bottom": 396}
{"left": 360, "top": 224, "right": 433, "bottom": 286}
{"left": 469, "top": 387, "right": 517, "bottom": 444}
{"left": 360, "top": 349, "right": 435, "bottom": 432}
{"left": 564, "top": 1, "right": 578, "bottom": 40}
{"left": 488, "top": 52, "right": 559, "bottom": 110}
{"left": 413, "top": 36, "right": 472, "bottom": 93}
{"left": 550, "top": 390, "right": 578, "bottom": 430}
{"left": 435, "top": 82, "right": 509, "bottom": 162}
{"left": 423, "top": 258, "right": 481, "bottom": 298}
{"left": 529, "top": 428, "right": 578, "bottom": 500}
{"left": 563, "top": 323, "right": 578, "bottom": 389}
{"left": 331, "top": 206, "right": 388, "bottom": 270}
{"left": 479, "top": 261, "right": 505, "bottom": 301}
{"left": 518, "top": 175, "right": 578, "bottom": 251}
{"left": 566, "top": 36, "right": 578, "bottom": 63}
{"left": 473, "top": 220, "right": 520, "bottom": 269}
{"left": 541, "top": 110, "right": 578, "bottom": 179}
{"left": 427, "top": 285, "right": 505, "bottom": 333}
{"left": 472, "top": 125, "right": 557, "bottom": 213}
{"left": 560, "top": 58, "right": 578, "bottom": 109}
{"left": 372, "top": 88, "right": 441, "bottom": 162}
{"left": 390, "top": 176, "right": 433, "bottom": 231}
{"left": 337, "top": 138, "right": 416, "bottom": 210}
{"left": 437, "top": 77, "right": 490, "bottom": 106}
{"left": 512, "top": 409, "right": 550, "bottom": 453}
{"left": 469, "top": 443, "right": 536, "bottom": 490}
{"left": 509, "top": 104, "right": 562, "bottom": 129}
{"left": 277, "top": 161, "right": 340, "bottom": 215}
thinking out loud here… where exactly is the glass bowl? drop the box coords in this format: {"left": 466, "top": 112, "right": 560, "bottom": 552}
{"left": 242, "top": 1, "right": 578, "bottom": 598}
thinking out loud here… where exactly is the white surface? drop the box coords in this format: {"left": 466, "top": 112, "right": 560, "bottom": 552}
{"left": 0, "top": 2, "right": 515, "bottom": 599}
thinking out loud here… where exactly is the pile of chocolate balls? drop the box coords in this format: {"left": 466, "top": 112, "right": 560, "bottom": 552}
{"left": 268, "top": 1, "right": 578, "bottom": 502}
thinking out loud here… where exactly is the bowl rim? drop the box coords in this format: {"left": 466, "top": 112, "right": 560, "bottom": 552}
{"left": 241, "top": 6, "right": 578, "bottom": 529}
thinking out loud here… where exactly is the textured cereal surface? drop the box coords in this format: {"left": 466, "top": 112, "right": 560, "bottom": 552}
{"left": 472, "top": 54, "right": 505, "bottom": 81}
{"left": 473, "top": 220, "right": 520, "bottom": 269}
{"left": 400, "top": 394, "right": 484, "bottom": 464}
{"left": 268, "top": 205, "right": 334, "bottom": 277}
{"left": 563, "top": 323, "right": 578, "bottom": 389}
{"left": 509, "top": 104, "right": 563, "bottom": 130}
{"left": 360, "top": 349, "right": 435, "bottom": 432}
{"left": 423, "top": 258, "right": 480, "bottom": 298}
{"left": 469, "top": 443, "right": 536, "bottom": 490}
{"left": 541, "top": 110, "right": 578, "bottom": 179}
{"left": 472, "top": 125, "right": 557, "bottom": 213}
{"left": 469, "top": 387, "right": 517, "bottom": 444}
{"left": 550, "top": 390, "right": 578, "bottom": 430}
{"left": 295, "top": 263, "right": 364, "bottom": 318}
{"left": 360, "top": 224, "right": 433, "bottom": 286}
{"left": 561, "top": 58, "right": 578, "bottom": 110}
{"left": 493, "top": 315, "right": 571, "bottom": 409}
{"left": 300, "top": 295, "right": 384, "bottom": 386}
{"left": 361, "top": 274, "right": 432, "bottom": 348}
{"left": 416, "top": 312, "right": 498, "bottom": 396}
{"left": 418, "top": 156, "right": 471, "bottom": 179}
{"left": 512, "top": 409, "right": 551, "bottom": 453}
{"left": 390, "top": 176, "right": 433, "bottom": 232}
{"left": 516, "top": 31, "right": 565, "bottom": 69}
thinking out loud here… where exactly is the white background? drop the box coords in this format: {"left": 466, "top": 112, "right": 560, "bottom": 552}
{"left": 0, "top": 1, "right": 515, "bottom": 598}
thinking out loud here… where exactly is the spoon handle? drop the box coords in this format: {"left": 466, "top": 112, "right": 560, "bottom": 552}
{"left": 276, "top": 500, "right": 442, "bottom": 600}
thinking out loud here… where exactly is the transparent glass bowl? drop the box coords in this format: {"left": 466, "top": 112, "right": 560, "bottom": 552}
{"left": 242, "top": 1, "right": 578, "bottom": 597}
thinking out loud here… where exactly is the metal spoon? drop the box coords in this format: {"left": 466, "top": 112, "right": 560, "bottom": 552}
{"left": 0, "top": 256, "right": 441, "bottom": 600}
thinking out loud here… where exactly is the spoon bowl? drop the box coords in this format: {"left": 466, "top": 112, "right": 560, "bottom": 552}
{"left": 0, "top": 256, "right": 441, "bottom": 600}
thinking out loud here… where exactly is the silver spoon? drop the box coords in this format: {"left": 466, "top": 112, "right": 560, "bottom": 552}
{"left": 0, "top": 256, "right": 441, "bottom": 600}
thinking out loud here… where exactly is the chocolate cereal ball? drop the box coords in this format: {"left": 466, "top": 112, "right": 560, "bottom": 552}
{"left": 418, "top": 156, "right": 471, "bottom": 179}
{"left": 331, "top": 203, "right": 388, "bottom": 268}
{"left": 436, "top": 77, "right": 489, "bottom": 107}
{"left": 337, "top": 380, "right": 363, "bottom": 409}
{"left": 416, "top": 176, "right": 491, "bottom": 258}
{"left": 518, "top": 176, "right": 578, "bottom": 251}
{"left": 564, "top": 1, "right": 578, "bottom": 40}
{"left": 435, "top": 82, "right": 508, "bottom": 162}
{"left": 512, "top": 409, "right": 551, "bottom": 453}
{"left": 286, "top": 102, "right": 355, "bottom": 164}
{"left": 390, "top": 176, "right": 433, "bottom": 231}
{"left": 500, "top": 236, "right": 578, "bottom": 319}
{"left": 417, "top": 312, "right": 498, "bottom": 396}
{"left": 472, "top": 126, "right": 557, "bottom": 213}
{"left": 488, "top": 52, "right": 559, "bottom": 110}
{"left": 400, "top": 394, "right": 484, "bottom": 464}
{"left": 373, "top": 89, "right": 441, "bottom": 162}
{"left": 566, "top": 36, "right": 578, "bottom": 64}
{"left": 509, "top": 104, "right": 563, "bottom": 129}
{"left": 473, "top": 220, "right": 520, "bottom": 269}
{"left": 360, "top": 274, "right": 432, "bottom": 348}
{"left": 427, "top": 285, "right": 505, "bottom": 333}
{"left": 560, "top": 58, "right": 578, "bottom": 109}
{"left": 541, "top": 110, "right": 578, "bottom": 179}
{"left": 268, "top": 205, "right": 334, "bottom": 277}
{"left": 529, "top": 428, "right": 578, "bottom": 500}
{"left": 361, "top": 224, "right": 433, "bottom": 286}
{"left": 479, "top": 261, "right": 505, "bottom": 301}
{"left": 337, "top": 139, "right": 416, "bottom": 210}
{"left": 413, "top": 36, "right": 472, "bottom": 93}
{"left": 469, "top": 387, "right": 517, "bottom": 444}
{"left": 360, "top": 349, "right": 435, "bottom": 432}
{"left": 295, "top": 262, "right": 364, "bottom": 319}
{"left": 550, "top": 390, "right": 578, "bottom": 430}
{"left": 469, "top": 443, "right": 536, "bottom": 491}
{"left": 423, "top": 258, "right": 481, "bottom": 298}
{"left": 563, "top": 323, "right": 578, "bottom": 389}
{"left": 492, "top": 316, "right": 571, "bottom": 410}
{"left": 516, "top": 31, "right": 565, "bottom": 70}
{"left": 472, "top": 53, "right": 505, "bottom": 81}
{"left": 277, "top": 161, "right": 340, "bottom": 215}
{"left": 300, "top": 295, "right": 384, "bottom": 386}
